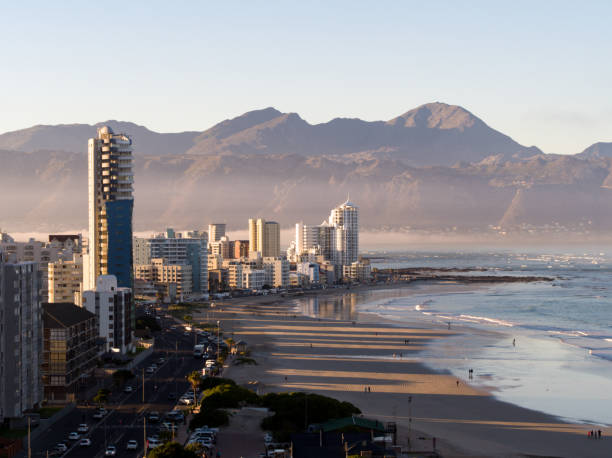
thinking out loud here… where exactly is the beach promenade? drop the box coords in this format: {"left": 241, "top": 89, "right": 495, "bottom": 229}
{"left": 198, "top": 287, "right": 612, "bottom": 457}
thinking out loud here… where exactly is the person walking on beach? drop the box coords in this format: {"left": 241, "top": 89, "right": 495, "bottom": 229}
{"left": 456, "top": 380, "right": 459, "bottom": 387}
{"left": 513, "top": 338, "right": 516, "bottom": 347}
{"left": 598, "top": 429, "right": 602, "bottom": 439}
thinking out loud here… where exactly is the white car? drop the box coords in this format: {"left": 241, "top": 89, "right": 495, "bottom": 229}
{"left": 55, "top": 443, "right": 68, "bottom": 452}
{"left": 105, "top": 445, "right": 117, "bottom": 456}
{"left": 77, "top": 423, "right": 89, "bottom": 433}
{"left": 179, "top": 397, "right": 193, "bottom": 405}
{"left": 80, "top": 438, "right": 92, "bottom": 447}
{"left": 126, "top": 440, "right": 138, "bottom": 450}
{"left": 264, "top": 432, "right": 273, "bottom": 444}
{"left": 68, "top": 432, "right": 80, "bottom": 441}
{"left": 93, "top": 408, "right": 107, "bottom": 419}
{"left": 146, "top": 366, "right": 155, "bottom": 374}
{"left": 124, "top": 385, "right": 133, "bottom": 393}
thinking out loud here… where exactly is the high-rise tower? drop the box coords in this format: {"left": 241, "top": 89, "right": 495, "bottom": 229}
{"left": 329, "top": 198, "right": 359, "bottom": 265}
{"left": 248, "top": 218, "right": 280, "bottom": 258}
{"left": 84, "top": 126, "right": 134, "bottom": 290}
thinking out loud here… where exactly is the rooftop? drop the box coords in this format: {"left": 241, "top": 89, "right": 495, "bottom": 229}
{"left": 43, "top": 302, "right": 95, "bottom": 328}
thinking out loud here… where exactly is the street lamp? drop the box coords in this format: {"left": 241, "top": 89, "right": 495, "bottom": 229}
{"left": 217, "top": 320, "right": 221, "bottom": 362}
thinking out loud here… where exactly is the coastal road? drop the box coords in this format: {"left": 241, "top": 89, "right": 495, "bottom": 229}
{"left": 30, "top": 315, "right": 204, "bottom": 458}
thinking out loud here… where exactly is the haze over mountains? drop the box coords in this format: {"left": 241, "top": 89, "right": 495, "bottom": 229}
{"left": 2, "top": 102, "right": 612, "bottom": 238}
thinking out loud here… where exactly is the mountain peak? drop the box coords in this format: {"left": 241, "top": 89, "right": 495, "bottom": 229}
{"left": 388, "top": 102, "right": 483, "bottom": 131}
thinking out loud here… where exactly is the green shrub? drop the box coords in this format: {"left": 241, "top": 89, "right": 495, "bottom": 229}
{"left": 199, "top": 377, "right": 236, "bottom": 391}
{"left": 260, "top": 392, "right": 360, "bottom": 442}
{"left": 201, "top": 384, "right": 259, "bottom": 411}
{"left": 189, "top": 408, "right": 230, "bottom": 430}
{"left": 148, "top": 442, "right": 198, "bottom": 458}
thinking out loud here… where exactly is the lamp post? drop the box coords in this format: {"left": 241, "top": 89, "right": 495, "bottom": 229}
{"left": 217, "top": 320, "right": 221, "bottom": 362}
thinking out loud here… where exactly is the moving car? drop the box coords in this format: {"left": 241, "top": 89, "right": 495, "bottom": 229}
{"left": 80, "top": 438, "right": 91, "bottom": 447}
{"left": 68, "top": 432, "right": 80, "bottom": 441}
{"left": 77, "top": 423, "right": 89, "bottom": 433}
{"left": 146, "top": 366, "right": 155, "bottom": 374}
{"left": 104, "top": 445, "right": 117, "bottom": 456}
{"left": 93, "top": 408, "right": 107, "bottom": 419}
{"left": 148, "top": 411, "right": 160, "bottom": 422}
{"left": 55, "top": 443, "right": 68, "bottom": 452}
{"left": 126, "top": 440, "right": 138, "bottom": 450}
{"left": 124, "top": 385, "right": 133, "bottom": 393}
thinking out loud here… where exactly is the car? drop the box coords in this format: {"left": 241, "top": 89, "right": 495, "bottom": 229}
{"left": 55, "top": 443, "right": 68, "bottom": 452}
{"left": 150, "top": 363, "right": 158, "bottom": 369}
{"left": 124, "top": 385, "right": 133, "bottom": 393}
{"left": 77, "top": 423, "right": 89, "bottom": 433}
{"left": 167, "top": 391, "right": 177, "bottom": 400}
{"left": 126, "top": 440, "right": 138, "bottom": 450}
{"left": 104, "top": 445, "right": 117, "bottom": 456}
{"left": 146, "top": 366, "right": 155, "bottom": 374}
{"left": 68, "top": 432, "right": 80, "bottom": 441}
{"left": 179, "top": 397, "right": 193, "bottom": 405}
{"left": 165, "top": 410, "right": 184, "bottom": 422}
{"left": 93, "top": 408, "right": 107, "bottom": 419}
{"left": 148, "top": 411, "right": 160, "bottom": 422}
{"left": 158, "top": 357, "right": 165, "bottom": 364}
{"left": 160, "top": 422, "right": 177, "bottom": 431}
{"left": 264, "top": 432, "right": 273, "bottom": 444}
{"left": 80, "top": 438, "right": 91, "bottom": 447}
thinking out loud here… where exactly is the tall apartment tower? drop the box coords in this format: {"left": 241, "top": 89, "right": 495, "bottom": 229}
{"left": 208, "top": 224, "right": 226, "bottom": 243}
{"left": 0, "top": 250, "right": 43, "bottom": 423}
{"left": 329, "top": 198, "right": 359, "bottom": 266}
{"left": 248, "top": 218, "right": 280, "bottom": 258}
{"left": 85, "top": 126, "right": 134, "bottom": 291}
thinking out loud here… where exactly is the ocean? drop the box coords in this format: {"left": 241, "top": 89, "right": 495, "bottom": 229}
{"left": 294, "top": 249, "right": 612, "bottom": 426}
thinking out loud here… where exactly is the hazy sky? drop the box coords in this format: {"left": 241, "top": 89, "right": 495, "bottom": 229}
{"left": 1, "top": 1, "right": 610, "bottom": 154}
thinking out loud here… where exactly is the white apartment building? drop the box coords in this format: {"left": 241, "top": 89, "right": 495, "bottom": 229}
{"left": 82, "top": 275, "right": 133, "bottom": 354}
{"left": 133, "top": 230, "right": 208, "bottom": 293}
{"left": 208, "top": 224, "right": 226, "bottom": 243}
{"left": 48, "top": 253, "right": 83, "bottom": 304}
{"left": 342, "top": 261, "right": 371, "bottom": 283}
{"left": 329, "top": 199, "right": 359, "bottom": 266}
{"left": 263, "top": 257, "right": 290, "bottom": 288}
{"left": 242, "top": 266, "right": 266, "bottom": 290}
{"left": 297, "top": 262, "right": 320, "bottom": 285}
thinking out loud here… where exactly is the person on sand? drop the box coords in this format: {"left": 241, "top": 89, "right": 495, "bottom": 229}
{"left": 598, "top": 429, "right": 602, "bottom": 439}
{"left": 513, "top": 338, "right": 516, "bottom": 347}
{"left": 456, "top": 380, "right": 459, "bottom": 387}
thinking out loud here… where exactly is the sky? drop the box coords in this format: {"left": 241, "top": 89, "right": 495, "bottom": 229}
{"left": 1, "top": 1, "right": 611, "bottom": 155}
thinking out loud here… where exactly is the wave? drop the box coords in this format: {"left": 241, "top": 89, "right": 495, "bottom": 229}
{"left": 457, "top": 314, "right": 514, "bottom": 327}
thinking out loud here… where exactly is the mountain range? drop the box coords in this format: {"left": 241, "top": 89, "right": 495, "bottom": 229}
{"left": 1, "top": 102, "right": 612, "bottom": 237}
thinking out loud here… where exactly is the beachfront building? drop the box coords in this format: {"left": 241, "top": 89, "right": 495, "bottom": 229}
{"left": 82, "top": 275, "right": 134, "bottom": 354}
{"left": 134, "top": 259, "right": 193, "bottom": 298}
{"left": 42, "top": 302, "right": 98, "bottom": 402}
{"left": 0, "top": 250, "right": 43, "bottom": 423}
{"left": 249, "top": 218, "right": 280, "bottom": 258}
{"left": 48, "top": 253, "right": 83, "bottom": 303}
{"left": 329, "top": 198, "right": 359, "bottom": 266}
{"left": 84, "top": 126, "right": 134, "bottom": 292}
{"left": 342, "top": 260, "right": 371, "bottom": 283}
{"left": 133, "top": 229, "right": 208, "bottom": 294}
{"left": 297, "top": 262, "right": 320, "bottom": 285}
{"left": 263, "top": 257, "right": 290, "bottom": 288}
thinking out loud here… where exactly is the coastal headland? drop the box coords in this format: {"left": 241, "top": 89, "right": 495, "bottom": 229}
{"left": 194, "top": 279, "right": 612, "bottom": 458}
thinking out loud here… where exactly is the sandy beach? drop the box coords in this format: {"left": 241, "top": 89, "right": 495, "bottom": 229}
{"left": 199, "top": 284, "right": 612, "bottom": 457}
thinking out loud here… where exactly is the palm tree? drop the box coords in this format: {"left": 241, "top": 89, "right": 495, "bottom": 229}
{"left": 187, "top": 371, "right": 202, "bottom": 406}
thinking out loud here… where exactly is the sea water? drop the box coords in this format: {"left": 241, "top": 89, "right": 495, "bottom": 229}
{"left": 296, "top": 249, "right": 612, "bottom": 425}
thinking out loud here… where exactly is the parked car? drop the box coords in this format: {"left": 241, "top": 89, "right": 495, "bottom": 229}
{"left": 179, "top": 397, "right": 193, "bottom": 405}
{"left": 104, "top": 445, "right": 117, "bottom": 456}
{"left": 126, "top": 440, "right": 138, "bottom": 450}
{"left": 80, "top": 438, "right": 91, "bottom": 447}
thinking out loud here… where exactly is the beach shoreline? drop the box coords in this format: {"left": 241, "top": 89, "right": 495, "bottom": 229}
{"left": 200, "top": 282, "right": 612, "bottom": 457}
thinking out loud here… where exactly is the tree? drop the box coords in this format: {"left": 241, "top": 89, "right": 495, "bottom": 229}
{"left": 187, "top": 371, "right": 203, "bottom": 405}
{"left": 93, "top": 388, "right": 111, "bottom": 406}
{"left": 148, "top": 442, "right": 198, "bottom": 458}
